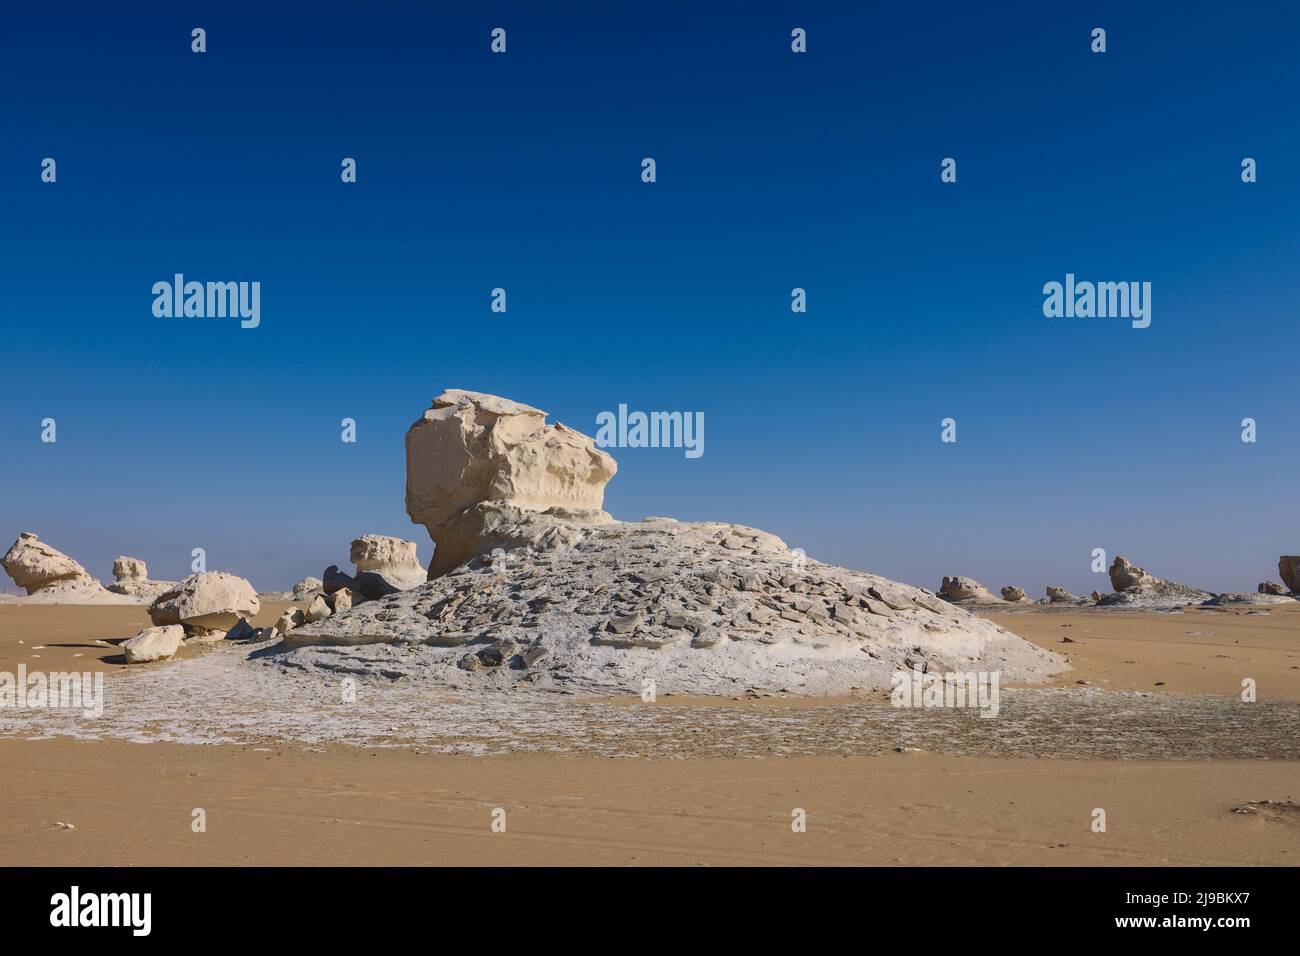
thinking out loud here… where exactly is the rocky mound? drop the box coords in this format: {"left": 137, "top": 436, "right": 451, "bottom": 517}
{"left": 1095, "top": 556, "right": 1213, "bottom": 609}
{"left": 276, "top": 390, "right": 1066, "bottom": 696}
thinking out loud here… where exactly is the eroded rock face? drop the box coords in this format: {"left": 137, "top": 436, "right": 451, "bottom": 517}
{"left": 406, "top": 389, "right": 617, "bottom": 577}
{"left": 350, "top": 534, "right": 426, "bottom": 589}
{"left": 1, "top": 532, "right": 97, "bottom": 594}
{"left": 937, "top": 576, "right": 998, "bottom": 603}
{"left": 1258, "top": 581, "right": 1286, "bottom": 596}
{"left": 148, "top": 572, "right": 261, "bottom": 636}
{"left": 1279, "top": 556, "right": 1300, "bottom": 594}
{"left": 1000, "top": 586, "right": 1029, "bottom": 603}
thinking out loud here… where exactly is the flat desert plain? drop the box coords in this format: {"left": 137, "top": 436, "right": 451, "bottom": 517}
{"left": 1, "top": 602, "right": 1297, "bottom": 866}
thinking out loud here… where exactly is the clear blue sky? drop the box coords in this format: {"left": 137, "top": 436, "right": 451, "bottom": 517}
{"left": 1, "top": 2, "right": 1296, "bottom": 595}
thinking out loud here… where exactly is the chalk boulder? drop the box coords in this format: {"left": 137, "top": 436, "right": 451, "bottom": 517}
{"left": 1258, "top": 581, "right": 1286, "bottom": 596}
{"left": 148, "top": 572, "right": 261, "bottom": 636}
{"left": 406, "top": 389, "right": 617, "bottom": 576}
{"left": 1000, "top": 586, "right": 1030, "bottom": 603}
{"left": 123, "top": 625, "right": 184, "bottom": 664}
{"left": 350, "top": 534, "right": 426, "bottom": 589}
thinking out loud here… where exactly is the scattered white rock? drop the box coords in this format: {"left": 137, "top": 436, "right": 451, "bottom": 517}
{"left": 122, "top": 625, "right": 185, "bottom": 664}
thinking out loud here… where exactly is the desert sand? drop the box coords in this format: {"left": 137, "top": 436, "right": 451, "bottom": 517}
{"left": 1, "top": 602, "right": 1297, "bottom": 866}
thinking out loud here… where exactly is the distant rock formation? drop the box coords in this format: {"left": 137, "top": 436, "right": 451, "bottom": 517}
{"left": 283, "top": 389, "right": 1067, "bottom": 695}
{"left": 350, "top": 534, "right": 426, "bottom": 589}
{"left": 1279, "top": 556, "right": 1300, "bottom": 595}
{"left": 1000, "top": 586, "right": 1030, "bottom": 603}
{"left": 0, "top": 532, "right": 126, "bottom": 603}
{"left": 1258, "top": 581, "right": 1286, "bottom": 596}
{"left": 937, "top": 576, "right": 999, "bottom": 603}
{"left": 1204, "top": 592, "right": 1294, "bottom": 607}
{"left": 106, "top": 555, "right": 176, "bottom": 601}
{"left": 148, "top": 572, "right": 261, "bottom": 639}
{"left": 1097, "top": 556, "right": 1212, "bottom": 608}
{"left": 292, "top": 577, "right": 323, "bottom": 598}
{"left": 1045, "top": 586, "right": 1086, "bottom": 605}
{"left": 406, "top": 389, "right": 617, "bottom": 577}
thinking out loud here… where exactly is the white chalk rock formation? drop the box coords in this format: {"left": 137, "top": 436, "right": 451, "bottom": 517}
{"left": 1000, "top": 586, "right": 1031, "bottom": 603}
{"left": 350, "top": 534, "right": 426, "bottom": 589}
{"left": 1097, "top": 556, "right": 1212, "bottom": 608}
{"left": 281, "top": 390, "right": 1067, "bottom": 696}
{"left": 1045, "top": 586, "right": 1086, "bottom": 605}
{"left": 0, "top": 532, "right": 128, "bottom": 603}
{"left": 123, "top": 625, "right": 184, "bottom": 664}
{"left": 148, "top": 572, "right": 261, "bottom": 636}
{"left": 937, "top": 576, "right": 1000, "bottom": 604}
{"left": 406, "top": 389, "right": 618, "bottom": 576}
{"left": 106, "top": 555, "right": 176, "bottom": 601}
{"left": 292, "top": 577, "right": 323, "bottom": 598}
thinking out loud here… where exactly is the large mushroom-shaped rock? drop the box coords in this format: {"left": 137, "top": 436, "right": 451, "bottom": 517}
{"left": 349, "top": 534, "right": 426, "bottom": 589}
{"left": 2, "top": 532, "right": 99, "bottom": 594}
{"left": 148, "top": 572, "right": 261, "bottom": 636}
{"left": 937, "top": 576, "right": 999, "bottom": 603}
{"left": 1279, "top": 556, "right": 1300, "bottom": 594}
{"left": 406, "top": 389, "right": 617, "bottom": 576}
{"left": 105, "top": 555, "right": 176, "bottom": 600}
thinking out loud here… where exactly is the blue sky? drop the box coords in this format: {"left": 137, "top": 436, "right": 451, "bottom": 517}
{"left": 2, "top": 2, "right": 1296, "bottom": 595}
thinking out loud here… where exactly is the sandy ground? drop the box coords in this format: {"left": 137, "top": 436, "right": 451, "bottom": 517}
{"left": 0, "top": 740, "right": 1294, "bottom": 866}
{"left": 0, "top": 603, "right": 1297, "bottom": 866}
{"left": 986, "top": 603, "right": 1300, "bottom": 701}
